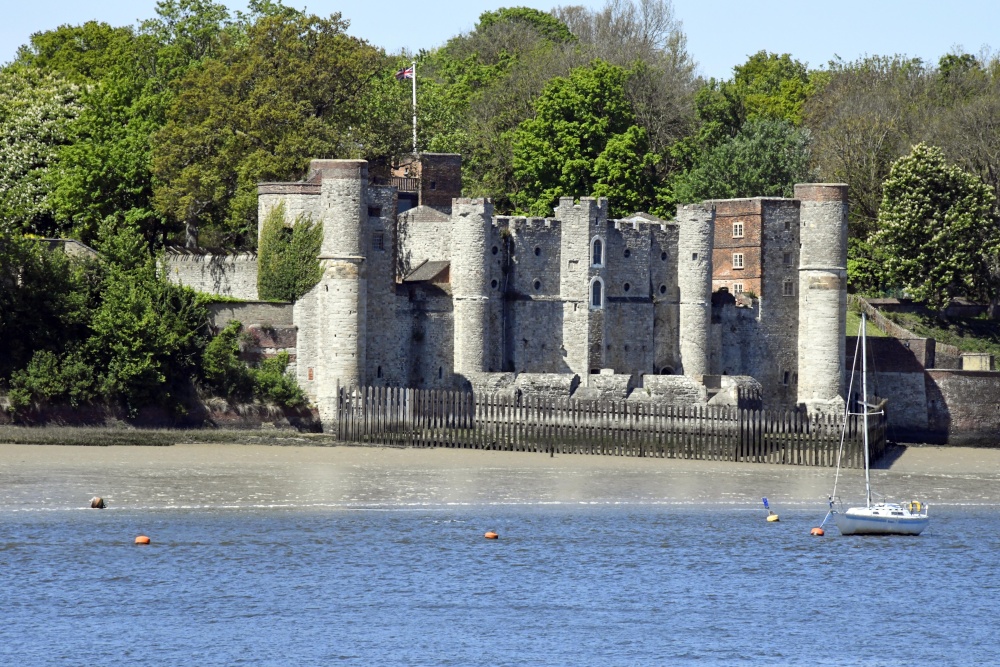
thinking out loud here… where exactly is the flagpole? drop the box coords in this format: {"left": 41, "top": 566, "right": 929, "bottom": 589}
{"left": 411, "top": 60, "right": 417, "bottom": 156}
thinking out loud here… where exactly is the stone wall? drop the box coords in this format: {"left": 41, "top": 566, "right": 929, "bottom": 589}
{"left": 397, "top": 206, "right": 451, "bottom": 278}
{"left": 164, "top": 251, "right": 259, "bottom": 300}
{"left": 925, "top": 370, "right": 1000, "bottom": 445}
{"left": 208, "top": 302, "right": 294, "bottom": 329}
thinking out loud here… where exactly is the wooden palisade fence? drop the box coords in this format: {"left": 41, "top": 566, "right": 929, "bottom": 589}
{"left": 335, "top": 387, "right": 887, "bottom": 467}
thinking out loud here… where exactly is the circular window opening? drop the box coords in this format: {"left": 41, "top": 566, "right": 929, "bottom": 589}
{"left": 534, "top": 246, "right": 541, "bottom": 256}
{"left": 661, "top": 251, "right": 667, "bottom": 261}
{"left": 533, "top": 279, "right": 542, "bottom": 291}
{"left": 659, "top": 284, "right": 667, "bottom": 295}
{"left": 624, "top": 248, "right": 631, "bottom": 258}
{"left": 491, "top": 245, "right": 499, "bottom": 255}
{"left": 623, "top": 282, "right": 631, "bottom": 292}
{"left": 491, "top": 279, "right": 499, "bottom": 289}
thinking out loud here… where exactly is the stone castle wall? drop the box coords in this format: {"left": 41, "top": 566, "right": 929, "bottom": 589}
{"left": 178, "top": 157, "right": 858, "bottom": 431}
{"left": 164, "top": 251, "right": 259, "bottom": 300}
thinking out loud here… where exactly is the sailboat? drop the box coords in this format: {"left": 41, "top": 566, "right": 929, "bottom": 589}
{"left": 824, "top": 312, "right": 929, "bottom": 536}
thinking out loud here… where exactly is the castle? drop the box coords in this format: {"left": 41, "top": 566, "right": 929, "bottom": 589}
{"left": 167, "top": 154, "right": 850, "bottom": 428}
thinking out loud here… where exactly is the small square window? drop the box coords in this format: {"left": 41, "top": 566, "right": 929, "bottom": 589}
{"left": 372, "top": 232, "right": 385, "bottom": 251}
{"left": 783, "top": 279, "right": 794, "bottom": 296}
{"left": 732, "top": 253, "right": 744, "bottom": 269}
{"left": 733, "top": 222, "right": 744, "bottom": 238}
{"left": 368, "top": 206, "right": 381, "bottom": 217}
{"left": 783, "top": 252, "right": 792, "bottom": 266}
{"left": 733, "top": 283, "right": 744, "bottom": 294}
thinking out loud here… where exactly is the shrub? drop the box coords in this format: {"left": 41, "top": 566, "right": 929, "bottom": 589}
{"left": 257, "top": 202, "right": 323, "bottom": 302}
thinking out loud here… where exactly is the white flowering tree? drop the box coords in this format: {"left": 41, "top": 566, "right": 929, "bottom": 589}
{"left": 0, "top": 66, "right": 81, "bottom": 234}
{"left": 872, "top": 143, "right": 999, "bottom": 310}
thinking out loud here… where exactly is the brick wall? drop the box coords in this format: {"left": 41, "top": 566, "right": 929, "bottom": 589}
{"left": 419, "top": 153, "right": 462, "bottom": 211}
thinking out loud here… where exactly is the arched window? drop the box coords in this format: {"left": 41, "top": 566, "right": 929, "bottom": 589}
{"left": 591, "top": 237, "right": 604, "bottom": 267}
{"left": 590, "top": 277, "right": 604, "bottom": 309}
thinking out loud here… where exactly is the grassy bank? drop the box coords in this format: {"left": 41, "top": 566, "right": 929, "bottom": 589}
{"left": 881, "top": 311, "right": 1000, "bottom": 356}
{"left": 0, "top": 426, "right": 341, "bottom": 447}
{"left": 846, "top": 310, "right": 889, "bottom": 337}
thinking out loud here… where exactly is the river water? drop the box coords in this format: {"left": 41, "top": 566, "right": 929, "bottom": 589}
{"left": 2, "top": 444, "right": 998, "bottom": 666}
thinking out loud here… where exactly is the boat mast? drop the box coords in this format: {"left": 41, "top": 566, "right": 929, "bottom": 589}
{"left": 861, "top": 312, "right": 872, "bottom": 508}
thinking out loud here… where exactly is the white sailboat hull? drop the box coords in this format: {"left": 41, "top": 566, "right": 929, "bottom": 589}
{"left": 833, "top": 505, "right": 929, "bottom": 536}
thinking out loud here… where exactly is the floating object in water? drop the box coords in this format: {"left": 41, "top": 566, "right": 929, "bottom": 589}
{"left": 810, "top": 527, "right": 825, "bottom": 536}
{"left": 762, "top": 497, "right": 778, "bottom": 522}
{"left": 90, "top": 497, "right": 105, "bottom": 509}
{"left": 135, "top": 535, "right": 151, "bottom": 545}
{"left": 484, "top": 531, "right": 499, "bottom": 540}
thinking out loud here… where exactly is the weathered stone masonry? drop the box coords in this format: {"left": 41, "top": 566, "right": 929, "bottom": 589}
{"left": 166, "top": 155, "right": 851, "bottom": 430}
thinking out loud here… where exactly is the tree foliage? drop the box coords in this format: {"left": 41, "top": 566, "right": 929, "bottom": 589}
{"left": 871, "top": 143, "right": 998, "bottom": 309}
{"left": 0, "top": 66, "right": 81, "bottom": 234}
{"left": 202, "top": 320, "right": 305, "bottom": 406}
{"left": 511, "top": 60, "right": 661, "bottom": 216}
{"left": 151, "top": 9, "right": 399, "bottom": 247}
{"left": 672, "top": 118, "right": 813, "bottom": 203}
{"left": 257, "top": 202, "right": 324, "bottom": 302}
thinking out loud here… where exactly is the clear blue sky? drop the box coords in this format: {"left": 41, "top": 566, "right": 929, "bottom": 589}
{"left": 3, "top": 0, "right": 998, "bottom": 80}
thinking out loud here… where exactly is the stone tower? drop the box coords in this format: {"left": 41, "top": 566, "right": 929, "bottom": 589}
{"left": 313, "top": 160, "right": 368, "bottom": 421}
{"left": 676, "top": 204, "right": 715, "bottom": 377}
{"left": 556, "top": 197, "right": 607, "bottom": 382}
{"left": 796, "top": 183, "right": 848, "bottom": 413}
{"left": 451, "top": 198, "right": 494, "bottom": 377}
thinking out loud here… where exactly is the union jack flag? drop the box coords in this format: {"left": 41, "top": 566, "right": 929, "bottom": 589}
{"left": 395, "top": 66, "right": 414, "bottom": 81}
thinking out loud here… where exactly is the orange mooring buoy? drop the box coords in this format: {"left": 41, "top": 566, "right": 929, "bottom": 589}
{"left": 484, "top": 531, "right": 499, "bottom": 540}
{"left": 810, "top": 527, "right": 825, "bottom": 536}
{"left": 135, "top": 535, "right": 151, "bottom": 545}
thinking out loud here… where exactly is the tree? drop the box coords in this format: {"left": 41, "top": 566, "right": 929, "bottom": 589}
{"left": 0, "top": 231, "right": 94, "bottom": 380}
{"left": 151, "top": 10, "right": 395, "bottom": 247}
{"left": 0, "top": 66, "right": 81, "bottom": 235}
{"left": 257, "top": 203, "right": 323, "bottom": 302}
{"left": 671, "top": 118, "right": 813, "bottom": 203}
{"left": 805, "top": 56, "right": 930, "bottom": 238}
{"left": 511, "top": 60, "right": 660, "bottom": 216}
{"left": 44, "top": 2, "right": 233, "bottom": 246}
{"left": 86, "top": 219, "right": 209, "bottom": 411}
{"left": 14, "top": 21, "right": 135, "bottom": 84}
{"left": 871, "top": 143, "right": 998, "bottom": 310}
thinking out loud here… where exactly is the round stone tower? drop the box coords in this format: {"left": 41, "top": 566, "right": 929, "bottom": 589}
{"left": 676, "top": 204, "right": 715, "bottom": 377}
{"left": 313, "top": 160, "right": 368, "bottom": 421}
{"left": 451, "top": 198, "right": 493, "bottom": 378}
{"left": 796, "top": 183, "right": 848, "bottom": 413}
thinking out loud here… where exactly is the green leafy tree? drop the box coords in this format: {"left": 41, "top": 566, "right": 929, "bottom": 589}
{"left": 511, "top": 60, "right": 660, "bottom": 216}
{"left": 15, "top": 21, "right": 135, "bottom": 83}
{"left": 257, "top": 202, "right": 323, "bottom": 301}
{"left": 672, "top": 118, "right": 813, "bottom": 203}
{"left": 0, "top": 232, "right": 95, "bottom": 380}
{"left": 872, "top": 143, "right": 998, "bottom": 310}
{"left": 202, "top": 320, "right": 304, "bottom": 406}
{"left": 85, "top": 219, "right": 209, "bottom": 411}
{"left": 478, "top": 7, "right": 576, "bottom": 43}
{"left": 0, "top": 66, "right": 81, "bottom": 234}
{"left": 202, "top": 320, "right": 254, "bottom": 401}
{"left": 44, "top": 2, "right": 233, "bottom": 245}
{"left": 151, "top": 10, "right": 395, "bottom": 247}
